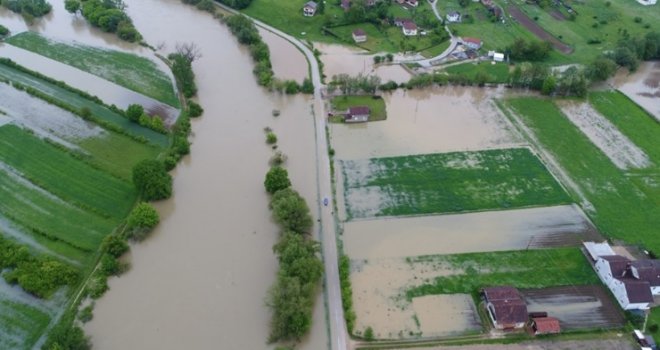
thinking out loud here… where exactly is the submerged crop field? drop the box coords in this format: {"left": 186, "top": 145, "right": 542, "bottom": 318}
{"left": 340, "top": 148, "right": 571, "bottom": 219}
{"left": 5, "top": 32, "right": 179, "bottom": 107}
{"left": 504, "top": 97, "right": 660, "bottom": 251}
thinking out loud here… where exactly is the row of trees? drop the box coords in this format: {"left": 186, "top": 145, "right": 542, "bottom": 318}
{"left": 1, "top": 0, "right": 51, "bottom": 20}
{"left": 507, "top": 38, "right": 553, "bottom": 62}
{"left": 65, "top": 0, "right": 141, "bottom": 42}
{"left": 225, "top": 14, "right": 275, "bottom": 87}
{"left": 609, "top": 31, "right": 660, "bottom": 72}
{"left": 329, "top": 73, "right": 382, "bottom": 95}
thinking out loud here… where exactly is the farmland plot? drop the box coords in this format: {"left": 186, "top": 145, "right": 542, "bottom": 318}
{"left": 340, "top": 148, "right": 571, "bottom": 219}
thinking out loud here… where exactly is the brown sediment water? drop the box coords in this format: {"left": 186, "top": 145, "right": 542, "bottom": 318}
{"left": 258, "top": 28, "right": 308, "bottom": 83}
{"left": 411, "top": 295, "right": 481, "bottom": 337}
{"left": 614, "top": 61, "right": 660, "bottom": 121}
{"left": 314, "top": 43, "right": 412, "bottom": 83}
{"left": 329, "top": 87, "right": 522, "bottom": 161}
{"left": 343, "top": 205, "right": 599, "bottom": 260}
{"left": 43, "top": 0, "right": 329, "bottom": 349}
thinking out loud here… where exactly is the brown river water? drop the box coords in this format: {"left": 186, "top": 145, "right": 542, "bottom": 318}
{"left": 3, "top": 0, "right": 326, "bottom": 349}
{"left": 614, "top": 61, "right": 660, "bottom": 121}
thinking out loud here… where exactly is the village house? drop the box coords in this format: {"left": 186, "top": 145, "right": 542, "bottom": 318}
{"left": 488, "top": 50, "right": 504, "bottom": 62}
{"left": 482, "top": 286, "right": 528, "bottom": 329}
{"left": 345, "top": 106, "right": 370, "bottom": 123}
{"left": 352, "top": 29, "right": 367, "bottom": 43}
{"left": 405, "top": 0, "right": 419, "bottom": 6}
{"left": 402, "top": 21, "right": 418, "bottom": 36}
{"left": 446, "top": 11, "right": 462, "bottom": 23}
{"left": 303, "top": 1, "right": 317, "bottom": 16}
{"left": 461, "top": 37, "right": 483, "bottom": 50}
{"left": 584, "top": 242, "right": 660, "bottom": 310}
{"left": 531, "top": 317, "right": 561, "bottom": 335}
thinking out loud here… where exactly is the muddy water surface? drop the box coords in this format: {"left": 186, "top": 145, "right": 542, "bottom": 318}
{"left": 615, "top": 61, "right": 660, "bottom": 121}
{"left": 77, "top": 0, "right": 326, "bottom": 349}
{"left": 315, "top": 43, "right": 412, "bottom": 83}
{"left": 258, "top": 28, "right": 308, "bottom": 82}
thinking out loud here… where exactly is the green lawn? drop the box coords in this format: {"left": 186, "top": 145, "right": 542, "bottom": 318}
{"left": 6, "top": 32, "right": 179, "bottom": 108}
{"left": 405, "top": 248, "right": 599, "bottom": 300}
{"left": 340, "top": 148, "right": 571, "bottom": 219}
{"left": 0, "top": 300, "right": 52, "bottom": 350}
{"left": 325, "top": 23, "right": 397, "bottom": 52}
{"left": 330, "top": 95, "right": 387, "bottom": 122}
{"left": 0, "top": 62, "right": 169, "bottom": 147}
{"left": 504, "top": 97, "right": 660, "bottom": 251}
{"left": 444, "top": 61, "right": 511, "bottom": 83}
{"left": 420, "top": 40, "right": 451, "bottom": 58}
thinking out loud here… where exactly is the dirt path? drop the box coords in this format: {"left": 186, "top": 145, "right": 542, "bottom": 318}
{"left": 507, "top": 5, "right": 573, "bottom": 54}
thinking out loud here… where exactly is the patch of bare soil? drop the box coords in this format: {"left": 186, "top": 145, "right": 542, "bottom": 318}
{"left": 507, "top": 6, "right": 573, "bottom": 54}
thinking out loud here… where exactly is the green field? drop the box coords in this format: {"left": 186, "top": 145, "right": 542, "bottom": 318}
{"left": 504, "top": 97, "right": 660, "bottom": 251}
{"left": 6, "top": 32, "right": 179, "bottom": 107}
{"left": 405, "top": 248, "right": 599, "bottom": 300}
{"left": 444, "top": 61, "right": 511, "bottom": 83}
{"left": 340, "top": 148, "right": 571, "bottom": 219}
{"left": 0, "top": 300, "right": 52, "bottom": 350}
{"left": 0, "top": 63, "right": 169, "bottom": 147}
{"left": 331, "top": 95, "right": 387, "bottom": 122}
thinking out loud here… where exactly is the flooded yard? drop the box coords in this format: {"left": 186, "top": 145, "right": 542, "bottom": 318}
{"left": 343, "top": 205, "right": 601, "bottom": 260}
{"left": 329, "top": 87, "right": 522, "bottom": 160}
{"left": 615, "top": 61, "right": 660, "bottom": 121}
{"left": 412, "top": 294, "right": 481, "bottom": 337}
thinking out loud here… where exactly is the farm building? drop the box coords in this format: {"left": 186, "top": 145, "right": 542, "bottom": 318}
{"left": 345, "top": 106, "right": 370, "bottom": 123}
{"left": 303, "top": 1, "right": 317, "bottom": 16}
{"left": 402, "top": 21, "right": 418, "bottom": 36}
{"left": 352, "top": 29, "right": 367, "bottom": 43}
{"left": 461, "top": 37, "right": 483, "bottom": 50}
{"left": 531, "top": 317, "right": 561, "bottom": 335}
{"left": 446, "top": 11, "right": 461, "bottom": 23}
{"left": 482, "top": 286, "right": 528, "bottom": 329}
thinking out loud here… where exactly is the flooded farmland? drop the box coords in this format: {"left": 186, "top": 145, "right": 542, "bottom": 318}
{"left": 343, "top": 205, "right": 600, "bottom": 260}
{"left": 615, "top": 61, "right": 660, "bottom": 121}
{"left": 258, "top": 28, "right": 308, "bottom": 82}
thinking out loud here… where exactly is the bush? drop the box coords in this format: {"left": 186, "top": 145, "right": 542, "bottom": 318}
{"left": 364, "top": 326, "right": 374, "bottom": 341}
{"left": 270, "top": 188, "right": 313, "bottom": 234}
{"left": 0, "top": 24, "right": 9, "bottom": 37}
{"left": 188, "top": 100, "right": 204, "bottom": 118}
{"left": 126, "top": 202, "right": 160, "bottom": 240}
{"left": 170, "top": 53, "right": 197, "bottom": 98}
{"left": 43, "top": 315, "right": 91, "bottom": 350}
{"left": 264, "top": 166, "right": 291, "bottom": 194}
{"left": 126, "top": 104, "right": 144, "bottom": 122}
{"left": 2, "top": 0, "right": 51, "bottom": 17}
{"left": 266, "top": 132, "right": 278, "bottom": 144}
{"left": 301, "top": 78, "right": 314, "bottom": 94}
{"left": 132, "top": 160, "right": 173, "bottom": 201}
{"left": 78, "top": 0, "right": 141, "bottom": 42}
{"left": 102, "top": 235, "right": 129, "bottom": 258}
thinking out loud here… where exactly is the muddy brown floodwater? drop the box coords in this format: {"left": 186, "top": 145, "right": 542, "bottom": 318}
{"left": 314, "top": 43, "right": 413, "bottom": 83}
{"left": 64, "top": 0, "right": 327, "bottom": 349}
{"left": 258, "top": 28, "right": 309, "bottom": 83}
{"left": 614, "top": 61, "right": 660, "bottom": 121}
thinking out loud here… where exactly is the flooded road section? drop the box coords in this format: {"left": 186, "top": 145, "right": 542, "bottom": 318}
{"left": 0, "top": 44, "right": 180, "bottom": 126}
{"left": 329, "top": 87, "right": 522, "bottom": 160}
{"left": 81, "top": 0, "right": 326, "bottom": 349}
{"left": 258, "top": 28, "right": 308, "bottom": 83}
{"left": 343, "top": 205, "right": 600, "bottom": 260}
{"left": 314, "top": 43, "right": 412, "bottom": 84}
{"left": 615, "top": 61, "right": 660, "bottom": 121}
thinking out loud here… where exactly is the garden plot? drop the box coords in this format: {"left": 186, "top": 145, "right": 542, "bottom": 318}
{"left": 558, "top": 101, "right": 650, "bottom": 170}
{"left": 329, "top": 87, "right": 521, "bottom": 160}
{"left": 340, "top": 148, "right": 571, "bottom": 219}
{"left": 343, "top": 205, "right": 601, "bottom": 260}
{"left": 411, "top": 294, "right": 481, "bottom": 337}
{"left": 522, "top": 285, "right": 625, "bottom": 330}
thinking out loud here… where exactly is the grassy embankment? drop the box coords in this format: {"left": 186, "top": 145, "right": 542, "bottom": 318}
{"left": 5, "top": 32, "right": 179, "bottom": 107}
{"left": 341, "top": 148, "right": 571, "bottom": 219}
{"left": 504, "top": 97, "right": 660, "bottom": 251}
{"left": 406, "top": 248, "right": 599, "bottom": 299}
{"left": 330, "top": 95, "right": 387, "bottom": 122}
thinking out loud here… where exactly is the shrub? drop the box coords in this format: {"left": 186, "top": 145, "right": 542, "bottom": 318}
{"left": 126, "top": 104, "right": 144, "bottom": 122}
{"left": 266, "top": 132, "right": 278, "bottom": 144}
{"left": 132, "top": 160, "right": 173, "bottom": 201}
{"left": 2, "top": 0, "right": 51, "bottom": 17}
{"left": 102, "top": 235, "right": 129, "bottom": 258}
{"left": 78, "top": 304, "right": 94, "bottom": 323}
{"left": 0, "top": 24, "right": 9, "bottom": 37}
{"left": 188, "top": 100, "right": 204, "bottom": 118}
{"left": 126, "top": 202, "right": 160, "bottom": 240}
{"left": 364, "top": 326, "right": 374, "bottom": 341}
{"left": 270, "top": 188, "right": 313, "bottom": 234}
{"left": 264, "top": 166, "right": 291, "bottom": 194}
{"left": 301, "top": 78, "right": 314, "bottom": 94}
{"left": 170, "top": 53, "right": 197, "bottom": 98}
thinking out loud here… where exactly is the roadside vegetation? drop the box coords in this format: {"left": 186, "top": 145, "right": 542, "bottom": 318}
{"left": 330, "top": 95, "right": 387, "bottom": 122}
{"left": 64, "top": 0, "right": 141, "bottom": 42}
{"left": 5, "top": 32, "right": 179, "bottom": 107}
{"left": 0, "top": 24, "right": 9, "bottom": 38}
{"left": 444, "top": 62, "right": 510, "bottom": 84}
{"left": 341, "top": 148, "right": 571, "bottom": 219}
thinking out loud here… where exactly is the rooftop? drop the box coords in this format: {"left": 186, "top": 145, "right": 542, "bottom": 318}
{"left": 349, "top": 106, "right": 370, "bottom": 115}
{"left": 533, "top": 317, "right": 561, "bottom": 334}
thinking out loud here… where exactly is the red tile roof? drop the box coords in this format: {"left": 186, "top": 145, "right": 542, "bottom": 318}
{"left": 403, "top": 21, "right": 417, "bottom": 30}
{"left": 483, "top": 287, "right": 528, "bottom": 325}
{"left": 463, "top": 37, "right": 482, "bottom": 45}
{"left": 349, "top": 106, "right": 370, "bottom": 115}
{"left": 533, "top": 317, "right": 561, "bottom": 334}
{"left": 483, "top": 286, "right": 521, "bottom": 301}
{"left": 353, "top": 29, "right": 366, "bottom": 36}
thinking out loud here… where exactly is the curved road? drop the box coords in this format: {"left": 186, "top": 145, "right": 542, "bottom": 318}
{"left": 403, "top": 0, "right": 459, "bottom": 67}
{"left": 214, "top": 4, "right": 349, "bottom": 350}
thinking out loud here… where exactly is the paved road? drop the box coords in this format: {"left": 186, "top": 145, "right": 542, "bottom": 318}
{"left": 214, "top": 4, "right": 350, "bottom": 350}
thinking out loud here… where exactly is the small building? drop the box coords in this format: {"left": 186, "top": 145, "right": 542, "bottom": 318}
{"left": 488, "top": 51, "right": 504, "bottom": 62}
{"left": 352, "top": 29, "right": 367, "bottom": 43}
{"left": 303, "top": 1, "right": 317, "bottom": 16}
{"left": 482, "top": 286, "right": 528, "bottom": 329}
{"left": 345, "top": 106, "right": 370, "bottom": 123}
{"left": 393, "top": 17, "right": 407, "bottom": 27}
{"left": 531, "top": 317, "right": 561, "bottom": 335}
{"left": 402, "top": 21, "right": 418, "bottom": 36}
{"left": 406, "top": 0, "right": 419, "bottom": 6}
{"left": 461, "top": 37, "right": 482, "bottom": 50}
{"left": 446, "top": 11, "right": 462, "bottom": 23}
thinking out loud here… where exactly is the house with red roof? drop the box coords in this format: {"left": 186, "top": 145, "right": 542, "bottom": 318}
{"left": 345, "top": 106, "right": 370, "bottom": 123}
{"left": 352, "top": 29, "right": 367, "bottom": 43}
{"left": 482, "top": 286, "right": 528, "bottom": 329}
{"left": 461, "top": 37, "right": 483, "bottom": 50}
{"left": 531, "top": 317, "right": 561, "bottom": 335}
{"left": 402, "top": 21, "right": 418, "bottom": 36}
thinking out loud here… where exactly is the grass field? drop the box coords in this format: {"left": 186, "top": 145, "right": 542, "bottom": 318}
{"left": 0, "top": 300, "right": 52, "bottom": 350}
{"left": 504, "top": 97, "right": 660, "bottom": 251}
{"left": 0, "top": 63, "right": 169, "bottom": 147}
{"left": 331, "top": 95, "right": 387, "bottom": 122}
{"left": 420, "top": 40, "right": 452, "bottom": 58}
{"left": 405, "top": 248, "right": 599, "bottom": 300}
{"left": 444, "top": 61, "right": 511, "bottom": 83}
{"left": 340, "top": 148, "right": 571, "bottom": 219}
{"left": 6, "top": 32, "right": 179, "bottom": 107}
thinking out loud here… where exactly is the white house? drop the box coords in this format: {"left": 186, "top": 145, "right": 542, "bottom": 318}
{"left": 446, "top": 11, "right": 461, "bottom": 23}
{"left": 487, "top": 51, "right": 504, "bottom": 62}
{"left": 352, "top": 29, "right": 367, "bottom": 43}
{"left": 303, "top": 1, "right": 317, "bottom": 16}
{"left": 402, "top": 21, "right": 418, "bottom": 36}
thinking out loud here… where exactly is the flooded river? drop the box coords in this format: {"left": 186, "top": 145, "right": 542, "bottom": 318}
{"left": 258, "top": 28, "right": 308, "bottom": 83}
{"left": 614, "top": 61, "right": 660, "bottom": 121}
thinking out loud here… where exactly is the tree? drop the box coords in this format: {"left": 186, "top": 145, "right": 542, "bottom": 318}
{"left": 541, "top": 75, "right": 556, "bottom": 95}
{"left": 64, "top": 0, "right": 81, "bottom": 14}
{"left": 126, "top": 104, "right": 144, "bottom": 122}
{"left": 270, "top": 188, "right": 313, "bottom": 233}
{"left": 264, "top": 166, "right": 291, "bottom": 194}
{"left": 273, "top": 232, "right": 323, "bottom": 285}
{"left": 126, "top": 202, "right": 160, "bottom": 240}
{"left": 267, "top": 274, "right": 314, "bottom": 342}
{"left": 586, "top": 57, "right": 617, "bottom": 81}
{"left": 301, "top": 78, "right": 314, "bottom": 94}
{"left": 132, "top": 160, "right": 173, "bottom": 201}
{"left": 102, "top": 235, "right": 128, "bottom": 258}
{"left": 188, "top": 100, "right": 204, "bottom": 118}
